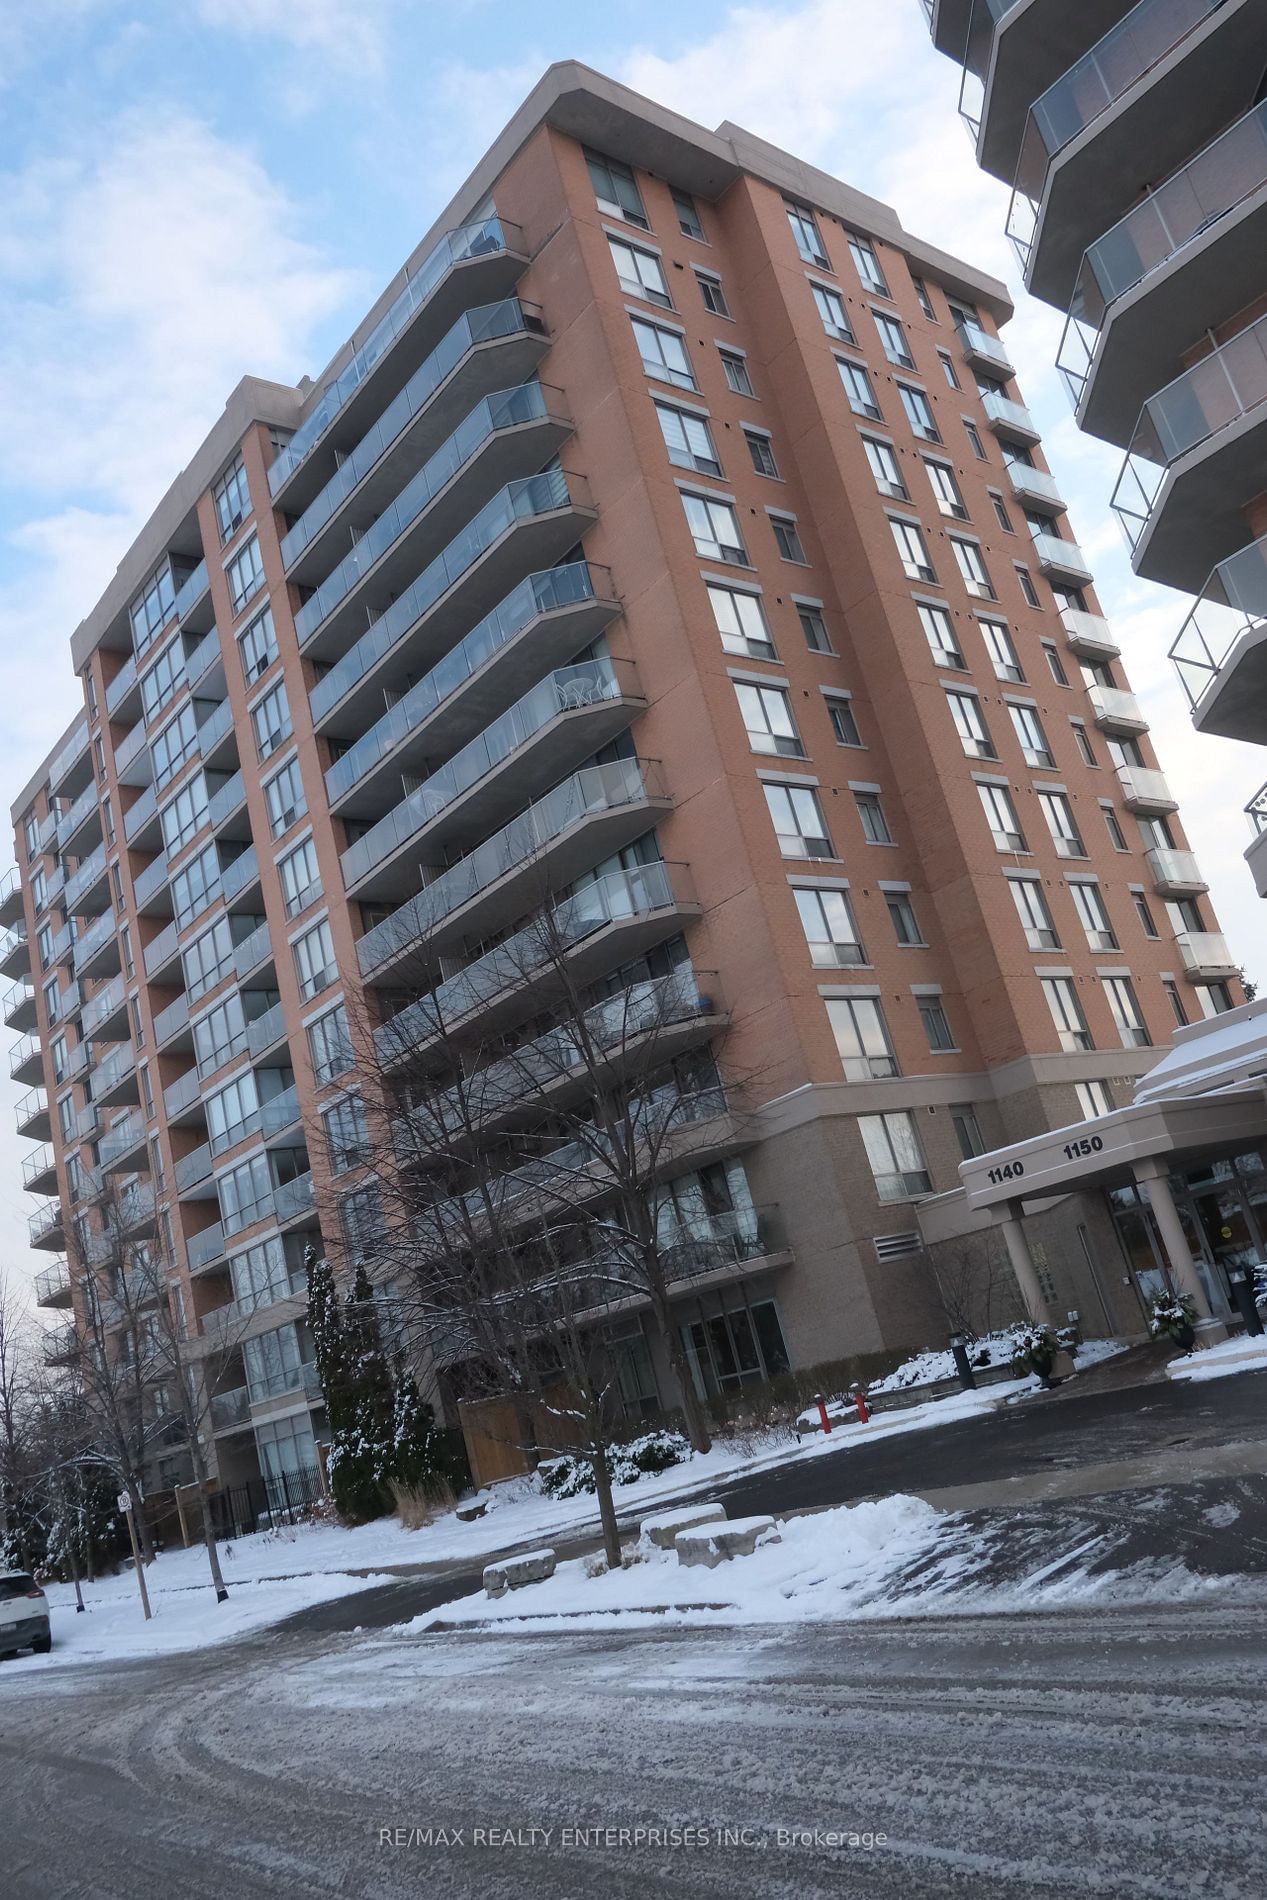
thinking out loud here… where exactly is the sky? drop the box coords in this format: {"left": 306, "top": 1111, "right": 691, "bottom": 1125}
{"left": 1, "top": 0, "right": 1264, "bottom": 1297}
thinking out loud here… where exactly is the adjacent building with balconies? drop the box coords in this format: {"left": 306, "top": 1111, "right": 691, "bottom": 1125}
{"left": 8, "top": 61, "right": 1241, "bottom": 1494}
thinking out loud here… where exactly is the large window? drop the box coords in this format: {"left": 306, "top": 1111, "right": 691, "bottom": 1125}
{"left": 855, "top": 792, "right": 892, "bottom": 844}
{"left": 891, "top": 518, "right": 935, "bottom": 582}
{"left": 979, "top": 782, "right": 1026, "bottom": 852}
{"left": 794, "top": 887, "right": 866, "bottom": 968}
{"left": 239, "top": 605, "right": 278, "bottom": 684}
{"left": 706, "top": 583, "right": 774, "bottom": 660}
{"left": 130, "top": 560, "right": 177, "bottom": 656}
{"left": 152, "top": 703, "right": 198, "bottom": 790}
{"left": 171, "top": 842, "right": 220, "bottom": 930}
{"left": 946, "top": 689, "right": 995, "bottom": 760}
{"left": 951, "top": 538, "right": 995, "bottom": 600}
{"left": 919, "top": 996, "right": 956, "bottom": 1052}
{"left": 764, "top": 782, "right": 833, "bottom": 859}
{"left": 324, "top": 1095, "right": 369, "bottom": 1174}
{"left": 1009, "top": 702, "right": 1054, "bottom": 768}
{"left": 141, "top": 641, "right": 184, "bottom": 723}
{"left": 243, "top": 1320, "right": 305, "bottom": 1400}
{"left": 863, "top": 436, "right": 907, "bottom": 499}
{"left": 631, "top": 316, "right": 696, "bottom": 389}
{"left": 230, "top": 1234, "right": 291, "bottom": 1309}
{"left": 899, "top": 384, "right": 940, "bottom": 442}
{"left": 825, "top": 995, "right": 898, "bottom": 1080}
{"left": 264, "top": 756, "right": 306, "bottom": 838}
{"left": 207, "top": 1071, "right": 261, "bottom": 1154}
{"left": 925, "top": 459, "right": 967, "bottom": 519}
{"left": 251, "top": 681, "right": 292, "bottom": 762}
{"left": 219, "top": 1151, "right": 275, "bottom": 1237}
{"left": 838, "top": 358, "right": 881, "bottom": 420}
{"left": 847, "top": 234, "right": 889, "bottom": 295}
{"left": 1076, "top": 1079, "right": 1113, "bottom": 1120}
{"left": 1009, "top": 876, "right": 1058, "bottom": 950}
{"left": 1103, "top": 974, "right": 1150, "bottom": 1049}
{"left": 980, "top": 619, "right": 1023, "bottom": 683}
{"left": 720, "top": 351, "right": 754, "bottom": 396}
{"left": 213, "top": 455, "right": 251, "bottom": 543}
{"left": 858, "top": 1111, "right": 930, "bottom": 1202}
{"left": 194, "top": 991, "right": 249, "bottom": 1075}
{"left": 811, "top": 282, "right": 853, "bottom": 342}
{"left": 682, "top": 492, "right": 746, "bottom": 564}
{"left": 225, "top": 534, "right": 265, "bottom": 617}
{"left": 608, "top": 235, "right": 670, "bottom": 306}
{"left": 293, "top": 918, "right": 337, "bottom": 1001}
{"left": 308, "top": 1003, "right": 353, "bottom": 1085}
{"left": 183, "top": 915, "right": 235, "bottom": 1002}
{"left": 1038, "top": 789, "right": 1086, "bottom": 858}
{"left": 339, "top": 1185, "right": 382, "bottom": 1263}
{"left": 917, "top": 602, "right": 964, "bottom": 668}
{"left": 1070, "top": 881, "right": 1117, "bottom": 951}
{"left": 786, "top": 200, "right": 829, "bottom": 267}
{"left": 673, "top": 189, "right": 704, "bottom": 239}
{"left": 160, "top": 773, "right": 209, "bottom": 857}
{"left": 655, "top": 401, "right": 720, "bottom": 476}
{"left": 586, "top": 149, "right": 648, "bottom": 228}
{"left": 771, "top": 515, "right": 808, "bottom": 564}
{"left": 874, "top": 310, "right": 913, "bottom": 368}
{"left": 1042, "top": 976, "right": 1093, "bottom": 1052}
{"left": 279, "top": 837, "right": 321, "bottom": 918}
{"left": 799, "top": 606, "right": 833, "bottom": 653}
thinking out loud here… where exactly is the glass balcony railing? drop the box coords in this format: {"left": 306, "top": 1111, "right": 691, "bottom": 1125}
{"left": 1031, "top": 532, "right": 1092, "bottom": 581}
{"left": 221, "top": 844, "right": 259, "bottom": 903}
{"left": 340, "top": 657, "right": 636, "bottom": 889}
{"left": 957, "top": 318, "right": 1013, "bottom": 373}
{"left": 1007, "top": 0, "right": 1227, "bottom": 269}
{"left": 281, "top": 298, "right": 542, "bottom": 567}
{"left": 154, "top": 992, "right": 190, "bottom": 1045}
{"left": 64, "top": 845, "right": 108, "bottom": 913}
{"left": 188, "top": 1222, "right": 226, "bottom": 1272}
{"left": 274, "top": 1172, "right": 316, "bottom": 1224}
{"left": 324, "top": 563, "right": 606, "bottom": 806}
{"left": 9, "top": 1034, "right": 40, "bottom": 1080}
{"left": 246, "top": 999, "right": 288, "bottom": 1058}
{"left": 356, "top": 758, "right": 664, "bottom": 979}
{"left": 980, "top": 390, "right": 1039, "bottom": 439}
{"left": 1168, "top": 534, "right": 1267, "bottom": 706}
{"left": 49, "top": 718, "right": 90, "bottom": 792}
{"left": 1175, "top": 930, "right": 1237, "bottom": 976}
{"left": 1145, "top": 846, "right": 1207, "bottom": 891}
{"left": 294, "top": 382, "right": 561, "bottom": 643}
{"left": 308, "top": 466, "right": 582, "bottom": 720}
{"left": 105, "top": 652, "right": 138, "bottom": 716}
{"left": 260, "top": 1083, "right": 301, "bottom": 1138}
{"left": 269, "top": 215, "right": 523, "bottom": 494}
{"left": 75, "top": 909, "right": 117, "bottom": 966}
{"left": 956, "top": 0, "right": 1025, "bottom": 137}
{"left": 1111, "top": 310, "right": 1267, "bottom": 550}
{"left": 143, "top": 919, "right": 180, "bottom": 979}
{"left": 1059, "top": 98, "right": 1267, "bottom": 403}
{"left": 100, "top": 1111, "right": 146, "bottom": 1167}
{"left": 173, "top": 559, "right": 209, "bottom": 622}
{"left": 210, "top": 1384, "right": 250, "bottom": 1430}
{"left": 185, "top": 629, "right": 220, "bottom": 689}
{"left": 234, "top": 918, "right": 273, "bottom": 980}
{"left": 57, "top": 783, "right": 99, "bottom": 848}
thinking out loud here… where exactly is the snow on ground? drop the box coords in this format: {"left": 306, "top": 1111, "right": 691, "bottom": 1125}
{"left": 869, "top": 1329, "right": 1128, "bottom": 1394}
{"left": 1167, "top": 1334, "right": 1267, "bottom": 1385}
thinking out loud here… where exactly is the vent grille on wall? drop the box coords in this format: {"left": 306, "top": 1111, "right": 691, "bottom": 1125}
{"left": 874, "top": 1231, "right": 923, "bottom": 1263}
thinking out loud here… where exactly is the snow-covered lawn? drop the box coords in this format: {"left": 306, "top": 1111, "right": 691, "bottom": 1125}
{"left": 870, "top": 1330, "right": 1129, "bottom": 1394}
{"left": 1166, "top": 1334, "right": 1267, "bottom": 1385}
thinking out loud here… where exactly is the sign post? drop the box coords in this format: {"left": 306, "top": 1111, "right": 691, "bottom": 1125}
{"left": 118, "top": 1491, "right": 152, "bottom": 1622}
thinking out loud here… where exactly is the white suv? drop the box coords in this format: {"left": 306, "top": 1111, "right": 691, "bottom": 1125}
{"left": 0, "top": 1571, "right": 51, "bottom": 1656}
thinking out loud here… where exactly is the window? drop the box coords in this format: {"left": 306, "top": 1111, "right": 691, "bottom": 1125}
{"left": 913, "top": 277, "right": 936, "bottom": 320}
{"left": 795, "top": 887, "right": 866, "bottom": 967}
{"left": 308, "top": 1003, "right": 353, "bottom": 1085}
{"left": 339, "top": 1184, "right": 383, "bottom": 1263}
{"left": 130, "top": 560, "right": 177, "bottom": 655}
{"left": 171, "top": 842, "right": 221, "bottom": 930}
{"left": 225, "top": 534, "right": 265, "bottom": 616}
{"left": 979, "top": 619, "right": 1022, "bottom": 683}
{"left": 152, "top": 702, "right": 198, "bottom": 790}
{"left": 230, "top": 1234, "right": 292, "bottom": 1310}
{"left": 655, "top": 401, "right": 721, "bottom": 475}
{"left": 786, "top": 200, "right": 828, "bottom": 267}
{"left": 858, "top": 1111, "right": 930, "bottom": 1201}
{"left": 1038, "top": 790, "right": 1086, "bottom": 859}
{"left": 1042, "top": 976, "right": 1092, "bottom": 1051}
{"left": 863, "top": 437, "right": 907, "bottom": 499}
{"left": 746, "top": 431, "right": 779, "bottom": 478}
{"left": 891, "top": 518, "right": 935, "bottom": 582}
{"left": 925, "top": 460, "right": 967, "bottom": 519}
{"left": 1103, "top": 806, "right": 1128, "bottom": 851}
{"left": 938, "top": 351, "right": 960, "bottom": 389}
{"left": 194, "top": 992, "right": 248, "bottom": 1075}
{"left": 696, "top": 271, "right": 729, "bottom": 317}
{"left": 1103, "top": 974, "right": 1150, "bottom": 1049}
{"left": 764, "top": 782, "right": 833, "bottom": 859}
{"left": 279, "top": 837, "right": 321, "bottom": 918}
{"left": 771, "top": 515, "right": 807, "bottom": 563}
{"left": 1076, "top": 1079, "right": 1113, "bottom": 1121}
{"left": 673, "top": 188, "right": 704, "bottom": 240}
{"left": 251, "top": 681, "right": 291, "bottom": 761}
{"left": 706, "top": 583, "right": 775, "bottom": 660}
{"left": 587, "top": 149, "right": 647, "bottom": 228}
{"left": 720, "top": 351, "right": 754, "bottom": 396}
{"left": 682, "top": 492, "right": 746, "bottom": 564}
{"left": 855, "top": 791, "right": 892, "bottom": 844}
{"left": 213, "top": 456, "right": 251, "bottom": 543}
{"left": 946, "top": 689, "right": 996, "bottom": 760}
{"left": 207, "top": 1071, "right": 260, "bottom": 1154}
{"left": 219, "top": 1152, "right": 275, "bottom": 1237}
{"left": 44, "top": 976, "right": 61, "bottom": 1025}
{"left": 239, "top": 605, "right": 278, "bottom": 683}
{"left": 951, "top": 538, "right": 995, "bottom": 600}
{"left": 1070, "top": 881, "right": 1117, "bottom": 951}
{"left": 886, "top": 891, "right": 923, "bottom": 945}
{"left": 1044, "top": 642, "right": 1070, "bottom": 687}
{"left": 1009, "top": 703, "right": 1054, "bottom": 769}
{"left": 838, "top": 357, "right": 881, "bottom": 419}
{"left": 1015, "top": 565, "right": 1041, "bottom": 609}
{"left": 140, "top": 640, "right": 184, "bottom": 723}
{"left": 183, "top": 915, "right": 235, "bottom": 1002}
{"left": 1009, "top": 876, "right": 1059, "bottom": 950}
{"left": 874, "top": 310, "right": 913, "bottom": 368}
{"left": 951, "top": 1105, "right": 985, "bottom": 1160}
{"left": 847, "top": 234, "right": 889, "bottom": 296}
{"left": 917, "top": 602, "right": 964, "bottom": 668}
{"left": 1199, "top": 982, "right": 1235, "bottom": 1017}
{"left": 31, "top": 866, "right": 47, "bottom": 913}
{"left": 735, "top": 682, "right": 804, "bottom": 757}
{"left": 811, "top": 283, "right": 853, "bottom": 341}
{"left": 324, "top": 1095, "right": 369, "bottom": 1174}
{"left": 37, "top": 922, "right": 54, "bottom": 969}
{"left": 631, "top": 316, "right": 696, "bottom": 390}
{"left": 964, "top": 418, "right": 987, "bottom": 459}
{"left": 22, "top": 811, "right": 38, "bottom": 861}
{"left": 799, "top": 606, "right": 833, "bottom": 653}
{"left": 826, "top": 995, "right": 898, "bottom": 1079}
{"left": 264, "top": 756, "right": 306, "bottom": 839}
{"left": 1133, "top": 891, "right": 1160, "bottom": 939}
{"left": 1162, "top": 978, "right": 1188, "bottom": 1027}
{"left": 608, "top": 235, "right": 670, "bottom": 306}
{"left": 979, "top": 782, "right": 1026, "bottom": 852}
{"left": 293, "top": 918, "right": 336, "bottom": 1001}
{"left": 1071, "top": 722, "right": 1097, "bottom": 767}
{"left": 826, "top": 697, "right": 862, "bottom": 746}
{"left": 919, "top": 997, "right": 956, "bottom": 1051}
{"left": 899, "top": 385, "right": 940, "bottom": 442}
{"left": 160, "top": 773, "right": 209, "bottom": 856}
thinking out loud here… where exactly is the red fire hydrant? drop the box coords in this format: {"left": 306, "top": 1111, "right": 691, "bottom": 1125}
{"left": 853, "top": 1384, "right": 871, "bottom": 1424}
{"left": 815, "top": 1392, "right": 833, "bottom": 1435}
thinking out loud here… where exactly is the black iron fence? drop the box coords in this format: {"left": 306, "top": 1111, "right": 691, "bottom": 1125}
{"left": 207, "top": 1463, "right": 326, "bottom": 1541}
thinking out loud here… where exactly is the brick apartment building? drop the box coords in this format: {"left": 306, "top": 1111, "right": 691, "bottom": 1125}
{"left": 4, "top": 63, "right": 1240, "bottom": 1495}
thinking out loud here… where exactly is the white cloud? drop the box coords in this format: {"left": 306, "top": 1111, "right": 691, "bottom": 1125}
{"left": 194, "top": 0, "right": 397, "bottom": 74}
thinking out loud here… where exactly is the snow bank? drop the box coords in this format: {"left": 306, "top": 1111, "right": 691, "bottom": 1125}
{"left": 1166, "top": 1335, "right": 1267, "bottom": 1385}
{"left": 871, "top": 1331, "right": 1128, "bottom": 1394}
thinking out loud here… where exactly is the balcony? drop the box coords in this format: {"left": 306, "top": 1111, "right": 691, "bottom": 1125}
{"left": 1146, "top": 846, "right": 1208, "bottom": 896}
{"left": 269, "top": 214, "right": 528, "bottom": 507}
{"left": 188, "top": 1221, "right": 227, "bottom": 1274}
{"left": 208, "top": 771, "right": 248, "bottom": 835}
{"left": 954, "top": 2, "right": 1125, "bottom": 183}
{"left": 1031, "top": 531, "right": 1092, "bottom": 585}
{"left": 0, "top": 867, "right": 21, "bottom": 929}
{"left": 1006, "top": 462, "right": 1065, "bottom": 515}
{"left": 281, "top": 297, "right": 549, "bottom": 581}
{"left": 1169, "top": 535, "right": 1267, "bottom": 738}
{"left": 97, "top": 1043, "right": 140, "bottom": 1106}
{"left": 29, "top": 1203, "right": 66, "bottom": 1252}
{"left": 323, "top": 562, "right": 620, "bottom": 808}
{"left": 10, "top": 1035, "right": 43, "bottom": 1085}
{"left": 1116, "top": 763, "right": 1178, "bottom": 812}
{"left": 357, "top": 759, "right": 671, "bottom": 985}
{"left": 197, "top": 698, "right": 237, "bottom": 771}
{"left": 307, "top": 467, "right": 598, "bottom": 730}
{"left": 1059, "top": 98, "right": 1267, "bottom": 445}
{"left": 16, "top": 1088, "right": 50, "bottom": 1140}
{"left": 49, "top": 718, "right": 92, "bottom": 799}
{"left": 1087, "top": 683, "right": 1148, "bottom": 733}
{"left": 23, "top": 1145, "right": 58, "bottom": 1195}
{"left": 105, "top": 650, "right": 140, "bottom": 720}
{"left": 375, "top": 861, "right": 699, "bottom": 1066}
{"left": 222, "top": 844, "right": 261, "bottom": 908}
{"left": 3, "top": 980, "right": 36, "bottom": 1031}
{"left": 75, "top": 909, "right": 120, "bottom": 979}
{"left": 1060, "top": 609, "right": 1120, "bottom": 663}
{"left": 246, "top": 999, "right": 289, "bottom": 1061}
{"left": 100, "top": 1111, "right": 149, "bottom": 1173}
{"left": 34, "top": 1261, "right": 71, "bottom": 1308}
{"left": 112, "top": 717, "right": 150, "bottom": 786}
{"left": 123, "top": 782, "right": 160, "bottom": 847}
{"left": 210, "top": 1383, "right": 250, "bottom": 1432}
{"left": 980, "top": 389, "right": 1041, "bottom": 444}
{"left": 185, "top": 629, "right": 222, "bottom": 693}
{"left": 57, "top": 783, "right": 102, "bottom": 856}
{"left": 118, "top": 1184, "right": 156, "bottom": 1235}
{"left": 274, "top": 1172, "right": 317, "bottom": 1227}
{"left": 1247, "top": 782, "right": 1267, "bottom": 898}
{"left": 42, "top": 1321, "right": 77, "bottom": 1366}
{"left": 164, "top": 1067, "right": 202, "bottom": 1121}
{"left": 82, "top": 974, "right": 129, "bottom": 1042}
{"left": 339, "top": 657, "right": 644, "bottom": 900}
{"left": 1175, "top": 930, "right": 1239, "bottom": 982}
{"left": 175, "top": 1143, "right": 215, "bottom": 1196}
{"left": 64, "top": 845, "right": 110, "bottom": 916}
{"left": 143, "top": 919, "right": 181, "bottom": 981}
{"left": 957, "top": 318, "right": 1013, "bottom": 376}
{"left": 233, "top": 918, "right": 274, "bottom": 983}
{"left": 1007, "top": 0, "right": 1242, "bottom": 303}
{"left": 0, "top": 926, "right": 30, "bottom": 978}
{"left": 132, "top": 853, "right": 171, "bottom": 915}
{"left": 75, "top": 1098, "right": 102, "bottom": 1143}
{"left": 154, "top": 992, "right": 192, "bottom": 1051}
{"left": 293, "top": 383, "right": 574, "bottom": 659}
{"left": 261, "top": 1084, "right": 301, "bottom": 1142}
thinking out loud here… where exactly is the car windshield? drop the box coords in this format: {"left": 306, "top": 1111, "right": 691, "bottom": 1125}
{"left": 0, "top": 1575, "right": 35, "bottom": 1599}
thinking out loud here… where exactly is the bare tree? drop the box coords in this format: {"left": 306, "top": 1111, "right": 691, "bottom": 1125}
{"left": 931, "top": 1230, "right": 1017, "bottom": 1341}
{"left": 0, "top": 1272, "right": 38, "bottom": 1566}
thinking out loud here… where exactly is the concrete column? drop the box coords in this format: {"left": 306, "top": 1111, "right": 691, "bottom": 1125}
{"left": 994, "top": 1206, "right": 1050, "bottom": 1325}
{"left": 1133, "top": 1159, "right": 1226, "bottom": 1340}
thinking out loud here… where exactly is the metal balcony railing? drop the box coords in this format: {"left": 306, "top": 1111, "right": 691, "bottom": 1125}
{"left": 1168, "top": 534, "right": 1267, "bottom": 707}
{"left": 34, "top": 1261, "right": 71, "bottom": 1306}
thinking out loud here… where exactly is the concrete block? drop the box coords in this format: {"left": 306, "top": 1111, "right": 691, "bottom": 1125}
{"left": 675, "top": 1515, "right": 781, "bottom": 1568}
{"left": 483, "top": 1547, "right": 557, "bottom": 1598}
{"left": 639, "top": 1502, "right": 726, "bottom": 1550}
